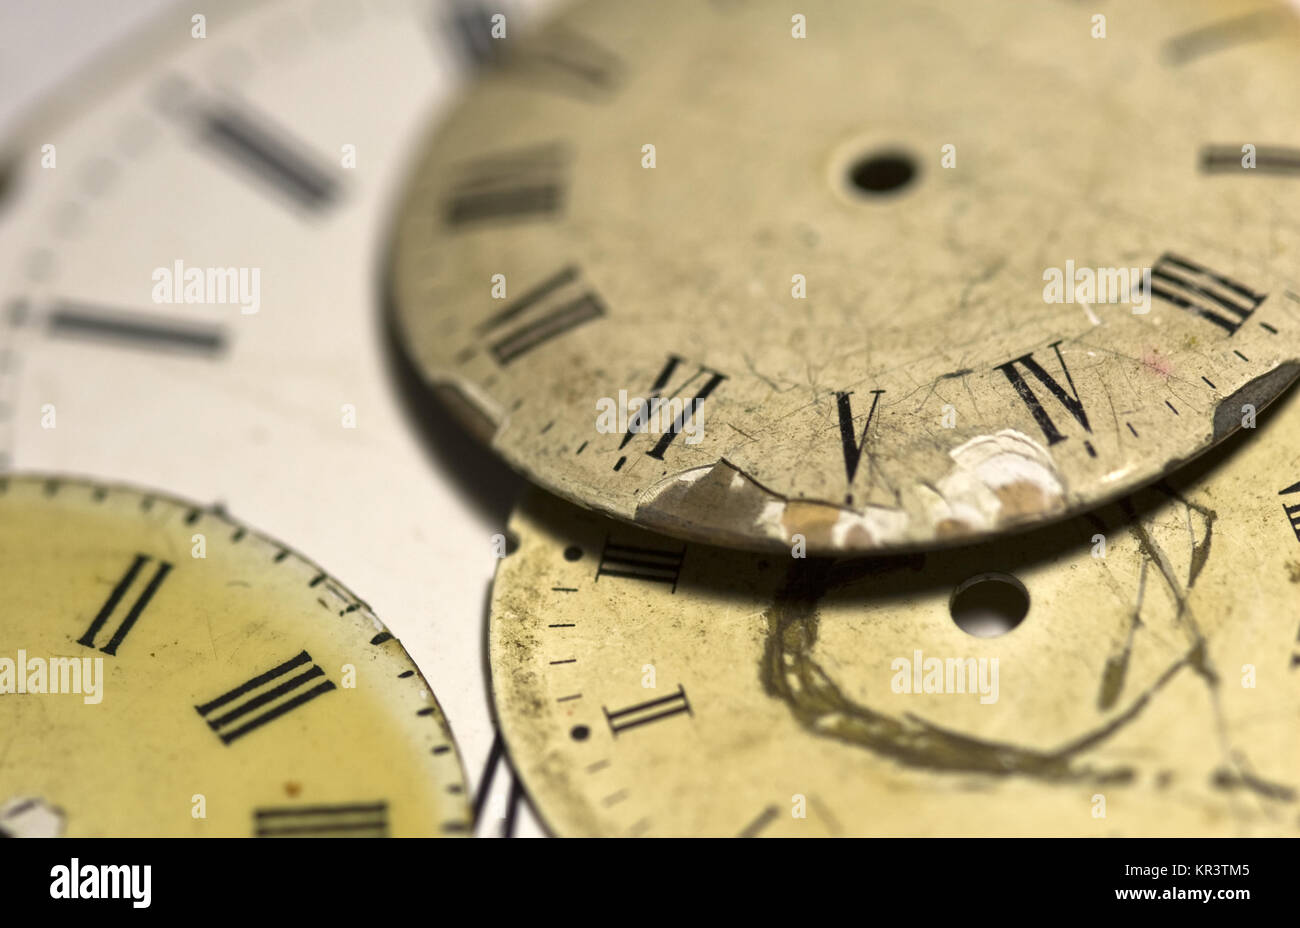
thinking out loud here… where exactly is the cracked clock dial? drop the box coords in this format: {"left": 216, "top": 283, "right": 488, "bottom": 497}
{"left": 0, "top": 0, "right": 555, "bottom": 836}
{"left": 488, "top": 377, "right": 1300, "bottom": 836}
{"left": 391, "top": 0, "right": 1300, "bottom": 554}
{"left": 0, "top": 475, "right": 469, "bottom": 838}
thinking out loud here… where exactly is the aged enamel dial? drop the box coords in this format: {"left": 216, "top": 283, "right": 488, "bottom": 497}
{"left": 0, "top": 0, "right": 556, "bottom": 836}
{"left": 391, "top": 0, "right": 1300, "bottom": 554}
{"left": 0, "top": 475, "right": 468, "bottom": 838}
{"left": 489, "top": 374, "right": 1300, "bottom": 837}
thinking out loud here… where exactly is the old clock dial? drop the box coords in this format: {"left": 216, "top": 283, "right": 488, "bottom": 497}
{"left": 0, "top": 476, "right": 468, "bottom": 838}
{"left": 392, "top": 0, "right": 1300, "bottom": 553}
{"left": 489, "top": 378, "right": 1300, "bottom": 838}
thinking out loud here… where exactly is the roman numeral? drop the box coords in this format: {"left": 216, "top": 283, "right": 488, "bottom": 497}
{"left": 614, "top": 355, "right": 726, "bottom": 469}
{"left": 196, "top": 650, "right": 335, "bottom": 745}
{"left": 254, "top": 801, "right": 388, "bottom": 837}
{"left": 476, "top": 265, "right": 605, "bottom": 365}
{"left": 835, "top": 389, "right": 884, "bottom": 498}
{"left": 505, "top": 27, "right": 624, "bottom": 101}
{"left": 48, "top": 301, "right": 226, "bottom": 358}
{"left": 195, "top": 103, "right": 339, "bottom": 212}
{"left": 995, "top": 340, "right": 1095, "bottom": 456}
{"left": 1281, "top": 480, "right": 1300, "bottom": 543}
{"left": 77, "top": 554, "right": 173, "bottom": 656}
{"left": 1149, "top": 253, "right": 1265, "bottom": 335}
{"left": 444, "top": 143, "right": 567, "bottom": 228}
{"left": 604, "top": 685, "right": 692, "bottom": 736}
{"left": 595, "top": 535, "right": 687, "bottom": 593}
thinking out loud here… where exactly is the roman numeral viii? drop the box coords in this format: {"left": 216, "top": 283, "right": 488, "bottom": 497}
{"left": 476, "top": 265, "right": 605, "bottom": 365}
{"left": 195, "top": 650, "right": 335, "bottom": 745}
{"left": 604, "top": 685, "right": 692, "bottom": 736}
{"left": 1150, "top": 253, "right": 1266, "bottom": 334}
{"left": 995, "top": 340, "right": 1095, "bottom": 457}
{"left": 77, "top": 554, "right": 173, "bottom": 656}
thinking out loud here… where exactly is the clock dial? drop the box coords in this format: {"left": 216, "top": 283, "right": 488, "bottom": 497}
{"left": 391, "top": 0, "right": 1300, "bottom": 554}
{"left": 0, "top": 475, "right": 468, "bottom": 837}
{"left": 0, "top": 0, "right": 554, "bottom": 835}
{"left": 489, "top": 381, "right": 1300, "bottom": 836}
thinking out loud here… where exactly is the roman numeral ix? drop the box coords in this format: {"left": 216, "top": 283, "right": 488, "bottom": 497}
{"left": 196, "top": 650, "right": 335, "bottom": 745}
{"left": 77, "top": 554, "right": 173, "bottom": 656}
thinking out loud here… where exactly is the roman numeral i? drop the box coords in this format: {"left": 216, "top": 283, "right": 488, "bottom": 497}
{"left": 77, "top": 553, "right": 173, "bottom": 656}
{"left": 196, "top": 650, "right": 335, "bottom": 745}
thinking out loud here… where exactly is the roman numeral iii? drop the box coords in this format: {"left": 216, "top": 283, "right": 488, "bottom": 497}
{"left": 595, "top": 535, "right": 687, "bottom": 593}
{"left": 77, "top": 553, "right": 173, "bottom": 656}
{"left": 253, "top": 801, "right": 388, "bottom": 837}
{"left": 195, "top": 650, "right": 335, "bottom": 745}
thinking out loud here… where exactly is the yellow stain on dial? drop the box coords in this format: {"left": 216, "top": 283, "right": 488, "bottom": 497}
{"left": 0, "top": 476, "right": 469, "bottom": 837}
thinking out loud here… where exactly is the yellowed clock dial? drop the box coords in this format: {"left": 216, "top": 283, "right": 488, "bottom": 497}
{"left": 490, "top": 382, "right": 1300, "bottom": 836}
{"left": 392, "top": 0, "right": 1300, "bottom": 553}
{"left": 0, "top": 475, "right": 469, "bottom": 837}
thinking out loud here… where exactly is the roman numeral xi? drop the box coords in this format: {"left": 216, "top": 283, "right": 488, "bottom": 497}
{"left": 77, "top": 553, "right": 173, "bottom": 655}
{"left": 196, "top": 650, "right": 335, "bottom": 745}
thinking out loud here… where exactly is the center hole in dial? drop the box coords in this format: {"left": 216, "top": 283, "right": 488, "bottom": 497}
{"left": 847, "top": 150, "right": 917, "bottom": 195}
{"left": 949, "top": 572, "right": 1029, "bottom": 638}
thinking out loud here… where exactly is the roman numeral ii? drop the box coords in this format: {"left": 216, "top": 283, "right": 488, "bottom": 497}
{"left": 77, "top": 553, "right": 173, "bottom": 656}
{"left": 604, "top": 685, "right": 693, "bottom": 736}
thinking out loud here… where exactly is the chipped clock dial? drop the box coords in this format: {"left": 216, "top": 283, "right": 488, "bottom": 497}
{"left": 391, "top": 0, "right": 1300, "bottom": 554}
{"left": 489, "top": 379, "right": 1300, "bottom": 837}
{"left": 0, "top": 475, "right": 469, "bottom": 837}
{"left": 0, "top": 0, "right": 552, "bottom": 836}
